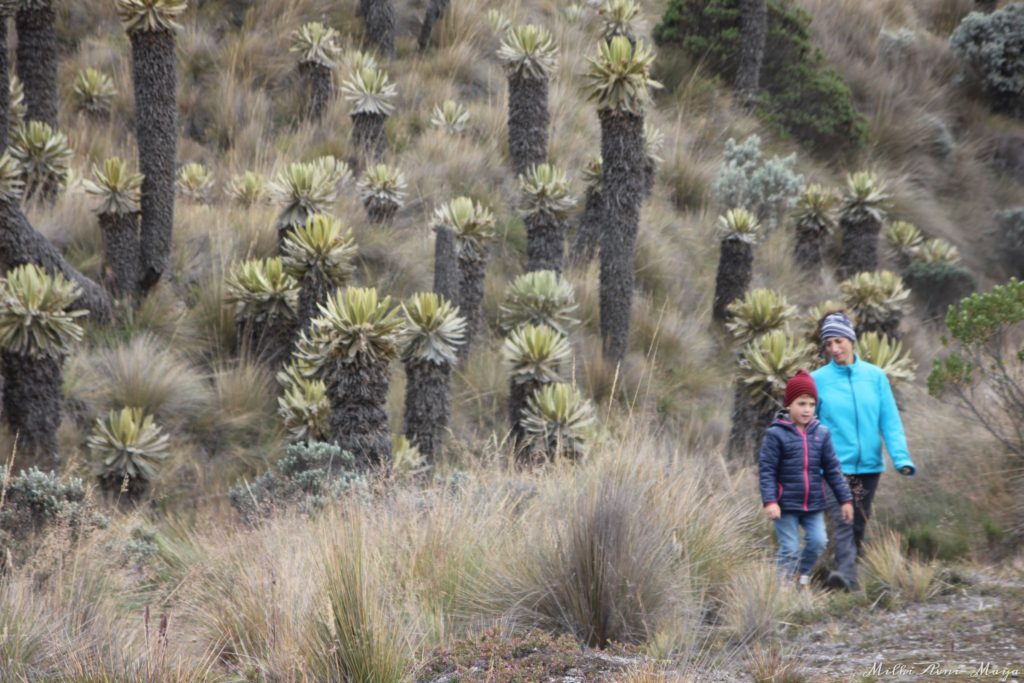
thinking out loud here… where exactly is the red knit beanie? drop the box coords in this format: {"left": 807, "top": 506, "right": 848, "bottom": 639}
{"left": 784, "top": 370, "right": 817, "bottom": 407}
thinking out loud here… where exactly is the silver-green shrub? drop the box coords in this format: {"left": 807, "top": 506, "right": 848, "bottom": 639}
{"left": 950, "top": 4, "right": 1024, "bottom": 116}
{"left": 712, "top": 135, "right": 805, "bottom": 232}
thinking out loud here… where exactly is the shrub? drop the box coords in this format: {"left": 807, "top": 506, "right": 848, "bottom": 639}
{"left": 654, "top": 0, "right": 867, "bottom": 155}
{"left": 949, "top": 5, "right": 1024, "bottom": 116}
{"left": 996, "top": 208, "right": 1024, "bottom": 278}
{"left": 228, "top": 442, "right": 365, "bottom": 524}
{"left": 0, "top": 466, "right": 108, "bottom": 551}
{"left": 903, "top": 260, "right": 976, "bottom": 322}
{"left": 711, "top": 135, "right": 804, "bottom": 232}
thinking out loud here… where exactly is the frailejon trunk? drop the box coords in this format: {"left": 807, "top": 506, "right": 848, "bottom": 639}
{"left": 364, "top": 196, "right": 399, "bottom": 225}
{"left": 417, "top": 0, "right": 450, "bottom": 50}
{"left": 507, "top": 73, "right": 549, "bottom": 177}
{"left": 793, "top": 227, "right": 824, "bottom": 276}
{"left": 237, "top": 315, "right": 297, "bottom": 368}
{"left": 0, "top": 201, "right": 112, "bottom": 321}
{"left": 508, "top": 377, "right": 543, "bottom": 449}
{"left": 0, "top": 19, "right": 10, "bottom": 151}
{"left": 433, "top": 226, "right": 459, "bottom": 305}
{"left": 735, "top": 0, "right": 767, "bottom": 105}
{"left": 712, "top": 238, "right": 753, "bottom": 323}
{"left": 570, "top": 185, "right": 604, "bottom": 266}
{"left": 297, "top": 268, "right": 333, "bottom": 332}
{"left": 857, "top": 316, "right": 901, "bottom": 341}
{"left": 363, "top": 0, "right": 395, "bottom": 57}
{"left": 276, "top": 210, "right": 312, "bottom": 249}
{"left": 838, "top": 214, "right": 882, "bottom": 279}
{"left": 1, "top": 351, "right": 62, "bottom": 472}
{"left": 598, "top": 109, "right": 645, "bottom": 363}
{"left": 642, "top": 158, "right": 656, "bottom": 199}
{"left": 403, "top": 359, "right": 451, "bottom": 463}
{"left": 456, "top": 251, "right": 486, "bottom": 360}
{"left": 99, "top": 211, "right": 141, "bottom": 301}
{"left": 299, "top": 61, "right": 333, "bottom": 123}
{"left": 525, "top": 211, "right": 565, "bottom": 274}
{"left": 130, "top": 29, "right": 178, "bottom": 294}
{"left": 98, "top": 469, "right": 149, "bottom": 499}
{"left": 351, "top": 112, "right": 387, "bottom": 164}
{"left": 15, "top": 4, "right": 57, "bottom": 127}
{"left": 326, "top": 359, "right": 391, "bottom": 468}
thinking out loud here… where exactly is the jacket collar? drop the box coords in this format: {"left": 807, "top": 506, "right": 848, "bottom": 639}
{"left": 771, "top": 410, "right": 820, "bottom": 434}
{"left": 827, "top": 354, "right": 861, "bottom": 375}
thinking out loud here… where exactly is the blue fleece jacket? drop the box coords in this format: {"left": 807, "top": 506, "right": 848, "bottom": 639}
{"left": 811, "top": 355, "right": 916, "bottom": 475}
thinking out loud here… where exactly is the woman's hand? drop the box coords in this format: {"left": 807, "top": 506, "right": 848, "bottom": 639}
{"left": 899, "top": 466, "right": 914, "bottom": 476}
{"left": 764, "top": 503, "right": 781, "bottom": 520}
{"left": 841, "top": 502, "right": 854, "bottom": 523}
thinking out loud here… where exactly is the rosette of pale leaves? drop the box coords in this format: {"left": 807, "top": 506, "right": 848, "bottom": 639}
{"left": 583, "top": 36, "right": 661, "bottom": 115}
{"left": 277, "top": 366, "right": 330, "bottom": 443}
{"left": 176, "top": 162, "right": 214, "bottom": 202}
{"left": 499, "top": 270, "right": 578, "bottom": 335}
{"left": 72, "top": 68, "right": 117, "bottom": 116}
{"left": 400, "top": 292, "right": 466, "bottom": 365}
{"left": 716, "top": 208, "right": 761, "bottom": 244}
{"left": 392, "top": 436, "right": 428, "bottom": 477}
{"left": 430, "top": 100, "right": 470, "bottom": 133}
{"left": 598, "top": 0, "right": 641, "bottom": 42}
{"left": 487, "top": 9, "right": 511, "bottom": 35}
{"left": 503, "top": 324, "right": 573, "bottom": 385}
{"left": 341, "top": 67, "right": 397, "bottom": 116}
{"left": 913, "top": 238, "right": 961, "bottom": 265}
{"left": 725, "top": 288, "right": 797, "bottom": 345}
{"left": 84, "top": 157, "right": 143, "bottom": 215}
{"left": 433, "top": 197, "right": 497, "bottom": 260}
{"left": 0, "top": 151, "right": 26, "bottom": 204}
{"left": 563, "top": 4, "right": 587, "bottom": 23}
{"left": 793, "top": 184, "right": 837, "bottom": 235}
{"left": 643, "top": 122, "right": 664, "bottom": 164}
{"left": 738, "top": 330, "right": 818, "bottom": 409}
{"left": 10, "top": 121, "right": 72, "bottom": 192}
{"left": 839, "top": 271, "right": 910, "bottom": 331}
{"left": 116, "top": 0, "right": 188, "bottom": 33}
{"left": 290, "top": 21, "right": 341, "bottom": 68}
{"left": 358, "top": 164, "right": 407, "bottom": 207}
{"left": 298, "top": 287, "right": 403, "bottom": 368}
{"left": 498, "top": 25, "right": 558, "bottom": 80}
{"left": 0, "top": 264, "right": 86, "bottom": 358}
{"left": 799, "top": 299, "right": 847, "bottom": 347}
{"left": 342, "top": 49, "right": 378, "bottom": 76}
{"left": 521, "top": 382, "right": 596, "bottom": 459}
{"left": 281, "top": 213, "right": 357, "bottom": 283}
{"left": 840, "top": 171, "right": 890, "bottom": 224}
{"left": 269, "top": 161, "right": 339, "bottom": 228}
{"left": 312, "top": 155, "right": 352, "bottom": 192}
{"left": 228, "top": 171, "right": 266, "bottom": 207}
{"left": 856, "top": 331, "right": 917, "bottom": 386}
{"left": 87, "top": 407, "right": 169, "bottom": 485}
{"left": 884, "top": 220, "right": 922, "bottom": 256}
{"left": 520, "top": 163, "right": 576, "bottom": 218}
{"left": 225, "top": 257, "right": 300, "bottom": 324}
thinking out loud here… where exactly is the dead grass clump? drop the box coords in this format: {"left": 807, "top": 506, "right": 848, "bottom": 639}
{"left": 861, "top": 529, "right": 941, "bottom": 608}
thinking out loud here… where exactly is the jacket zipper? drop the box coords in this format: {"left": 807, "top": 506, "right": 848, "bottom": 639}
{"left": 801, "top": 427, "right": 810, "bottom": 511}
{"left": 847, "top": 368, "right": 863, "bottom": 473}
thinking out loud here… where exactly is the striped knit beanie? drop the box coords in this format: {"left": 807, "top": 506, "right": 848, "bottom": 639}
{"left": 820, "top": 312, "right": 856, "bottom": 344}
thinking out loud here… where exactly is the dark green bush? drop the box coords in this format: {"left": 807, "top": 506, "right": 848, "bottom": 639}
{"left": 903, "top": 261, "right": 977, "bottom": 321}
{"left": 996, "top": 208, "right": 1024, "bottom": 278}
{"left": 654, "top": 0, "right": 867, "bottom": 155}
{"left": 949, "top": 5, "right": 1024, "bottom": 117}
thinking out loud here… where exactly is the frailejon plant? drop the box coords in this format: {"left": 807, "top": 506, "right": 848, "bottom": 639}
{"left": 71, "top": 68, "right": 117, "bottom": 119}
{"left": 791, "top": 184, "right": 836, "bottom": 275}
{"left": 433, "top": 196, "right": 496, "bottom": 358}
{"left": 14, "top": 0, "right": 57, "bottom": 127}
{"left": 499, "top": 269, "right": 578, "bottom": 337}
{"left": 225, "top": 257, "right": 300, "bottom": 366}
{"left": 291, "top": 21, "right": 340, "bottom": 123}
{"left": 520, "top": 381, "right": 596, "bottom": 461}
{"left": 313, "top": 154, "right": 353, "bottom": 194}
{"left": 735, "top": 0, "right": 768, "bottom": 105}
{"left": 175, "top": 161, "right": 214, "bottom": 203}
{"left": 269, "top": 160, "right": 339, "bottom": 244}
{"left": 361, "top": 0, "right": 395, "bottom": 57}
{"left": 712, "top": 208, "right": 760, "bottom": 324}
{"left": 9, "top": 120, "right": 71, "bottom": 203}
{"left": 725, "top": 288, "right": 796, "bottom": 346}
{"left": 884, "top": 220, "right": 923, "bottom": 272}
{"left": 342, "top": 66, "right": 396, "bottom": 163}
{"left": 83, "top": 157, "right": 144, "bottom": 300}
{"left": 570, "top": 156, "right": 604, "bottom": 265}
{"left": 358, "top": 163, "right": 406, "bottom": 225}
{"left": 400, "top": 292, "right": 466, "bottom": 462}
{"left": 227, "top": 170, "right": 266, "bottom": 208}
{"left": 498, "top": 25, "right": 557, "bottom": 176}
{"left": 729, "top": 329, "right": 816, "bottom": 460}
{"left": 503, "top": 324, "right": 573, "bottom": 451}
{"left": 429, "top": 99, "right": 470, "bottom": 134}
{"left": 118, "top": 0, "right": 188, "bottom": 294}
{"left": 86, "top": 406, "right": 169, "bottom": 498}
{"left": 281, "top": 213, "right": 357, "bottom": 331}
{"left": 599, "top": 0, "right": 641, "bottom": 45}
{"left": 418, "top": 0, "right": 450, "bottom": 50}
{"left": 520, "top": 163, "right": 576, "bottom": 273}
{"left": 904, "top": 257, "right": 976, "bottom": 323}
{"left": 295, "top": 286, "right": 404, "bottom": 467}
{"left": 584, "top": 35, "right": 661, "bottom": 362}
{"left": 0, "top": 264, "right": 87, "bottom": 469}
{"left": 857, "top": 331, "right": 917, "bottom": 388}
{"left": 0, "top": 2, "right": 16, "bottom": 150}
{"left": 277, "top": 361, "right": 330, "bottom": 444}
{"left": 838, "top": 171, "right": 890, "bottom": 279}
{"left": 839, "top": 270, "right": 909, "bottom": 339}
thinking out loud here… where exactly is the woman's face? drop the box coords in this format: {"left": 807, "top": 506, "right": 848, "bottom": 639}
{"left": 824, "top": 336, "right": 855, "bottom": 365}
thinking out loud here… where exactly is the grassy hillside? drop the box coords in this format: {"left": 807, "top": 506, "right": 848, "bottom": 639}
{"left": 1, "top": 0, "right": 1022, "bottom": 679}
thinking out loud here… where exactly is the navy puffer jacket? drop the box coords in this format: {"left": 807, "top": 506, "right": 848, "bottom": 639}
{"left": 758, "top": 411, "right": 852, "bottom": 513}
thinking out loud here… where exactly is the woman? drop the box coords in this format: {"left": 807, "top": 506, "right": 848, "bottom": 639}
{"left": 811, "top": 311, "right": 916, "bottom": 591}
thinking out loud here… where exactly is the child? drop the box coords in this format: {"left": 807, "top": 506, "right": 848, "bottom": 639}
{"left": 759, "top": 370, "right": 854, "bottom": 587}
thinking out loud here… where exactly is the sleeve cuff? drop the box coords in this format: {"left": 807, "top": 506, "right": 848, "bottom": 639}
{"left": 763, "top": 501, "right": 777, "bottom": 507}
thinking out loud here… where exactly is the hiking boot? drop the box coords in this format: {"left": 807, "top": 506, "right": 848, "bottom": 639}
{"left": 825, "top": 571, "right": 852, "bottom": 592}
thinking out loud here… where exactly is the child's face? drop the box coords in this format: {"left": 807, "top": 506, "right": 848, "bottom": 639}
{"left": 787, "top": 394, "right": 816, "bottom": 427}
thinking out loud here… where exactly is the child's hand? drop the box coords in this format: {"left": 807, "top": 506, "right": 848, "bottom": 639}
{"left": 840, "top": 502, "right": 854, "bottom": 523}
{"left": 764, "top": 503, "right": 781, "bottom": 520}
